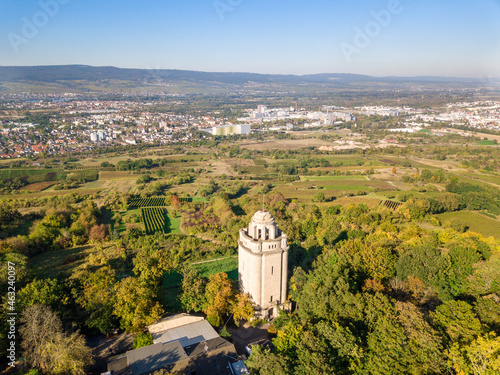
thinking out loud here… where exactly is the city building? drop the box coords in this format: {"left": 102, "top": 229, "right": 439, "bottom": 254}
{"left": 212, "top": 124, "right": 251, "bottom": 136}
{"left": 238, "top": 210, "right": 289, "bottom": 319}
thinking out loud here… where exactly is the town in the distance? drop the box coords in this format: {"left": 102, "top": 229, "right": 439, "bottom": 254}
{"left": 2, "top": 92, "right": 500, "bottom": 159}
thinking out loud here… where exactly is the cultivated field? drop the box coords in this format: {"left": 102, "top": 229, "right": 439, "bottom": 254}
{"left": 437, "top": 211, "right": 500, "bottom": 239}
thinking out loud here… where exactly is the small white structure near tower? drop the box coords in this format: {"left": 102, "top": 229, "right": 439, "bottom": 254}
{"left": 238, "top": 209, "right": 289, "bottom": 319}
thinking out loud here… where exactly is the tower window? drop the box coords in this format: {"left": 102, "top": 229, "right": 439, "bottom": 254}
{"left": 258, "top": 229, "right": 262, "bottom": 239}
{"left": 270, "top": 295, "right": 273, "bottom": 302}
{"left": 271, "top": 266, "right": 274, "bottom": 275}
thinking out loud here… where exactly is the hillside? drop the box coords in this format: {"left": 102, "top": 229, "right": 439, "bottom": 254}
{"left": 0, "top": 65, "right": 488, "bottom": 94}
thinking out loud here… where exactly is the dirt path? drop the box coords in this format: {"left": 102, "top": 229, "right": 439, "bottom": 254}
{"left": 191, "top": 256, "right": 238, "bottom": 265}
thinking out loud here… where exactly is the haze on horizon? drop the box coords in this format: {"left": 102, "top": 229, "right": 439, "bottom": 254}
{"left": 1, "top": 0, "right": 500, "bottom": 78}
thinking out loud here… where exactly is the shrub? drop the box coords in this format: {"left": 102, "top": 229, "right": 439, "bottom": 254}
{"left": 133, "top": 332, "right": 153, "bottom": 349}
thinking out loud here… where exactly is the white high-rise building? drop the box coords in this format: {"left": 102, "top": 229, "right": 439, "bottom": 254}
{"left": 238, "top": 210, "right": 289, "bottom": 319}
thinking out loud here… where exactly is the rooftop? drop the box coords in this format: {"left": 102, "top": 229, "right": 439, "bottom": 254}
{"left": 151, "top": 319, "right": 219, "bottom": 347}
{"left": 127, "top": 341, "right": 188, "bottom": 375}
{"left": 251, "top": 209, "right": 275, "bottom": 225}
{"left": 148, "top": 314, "right": 205, "bottom": 335}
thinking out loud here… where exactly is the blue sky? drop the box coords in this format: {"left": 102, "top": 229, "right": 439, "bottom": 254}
{"left": 1, "top": 0, "right": 499, "bottom": 77}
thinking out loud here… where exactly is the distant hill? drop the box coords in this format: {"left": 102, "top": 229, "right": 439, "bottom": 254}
{"left": 0, "top": 65, "right": 490, "bottom": 94}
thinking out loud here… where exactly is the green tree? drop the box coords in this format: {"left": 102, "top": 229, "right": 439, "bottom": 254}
{"left": 0, "top": 203, "right": 21, "bottom": 230}
{"left": 361, "top": 294, "right": 411, "bottom": 375}
{"left": 315, "top": 321, "right": 362, "bottom": 373}
{"left": 447, "top": 333, "right": 500, "bottom": 375}
{"left": 77, "top": 266, "right": 117, "bottom": 335}
{"left": 395, "top": 237, "right": 452, "bottom": 300}
{"left": 204, "top": 272, "right": 234, "bottom": 327}
{"left": 75, "top": 201, "right": 100, "bottom": 232}
{"left": 475, "top": 297, "right": 500, "bottom": 334}
{"left": 0, "top": 252, "right": 28, "bottom": 289}
{"left": 246, "top": 345, "right": 291, "bottom": 375}
{"left": 273, "top": 318, "right": 303, "bottom": 358}
{"left": 179, "top": 268, "right": 205, "bottom": 313}
{"left": 133, "top": 243, "right": 172, "bottom": 287}
{"left": 133, "top": 332, "right": 154, "bottom": 349}
{"left": 18, "top": 279, "right": 68, "bottom": 314}
{"left": 433, "top": 300, "right": 484, "bottom": 344}
{"left": 313, "top": 191, "right": 325, "bottom": 203}
{"left": 113, "top": 277, "right": 164, "bottom": 333}
{"left": 395, "top": 301, "right": 445, "bottom": 374}
{"left": 29, "top": 217, "right": 64, "bottom": 252}
{"left": 230, "top": 293, "right": 255, "bottom": 324}
{"left": 295, "top": 330, "right": 338, "bottom": 375}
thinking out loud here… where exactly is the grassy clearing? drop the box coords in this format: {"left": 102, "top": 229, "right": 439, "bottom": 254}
{"left": 437, "top": 211, "right": 500, "bottom": 239}
{"left": 273, "top": 186, "right": 326, "bottom": 201}
{"left": 161, "top": 256, "right": 238, "bottom": 313}
{"left": 163, "top": 270, "right": 184, "bottom": 288}
{"left": 162, "top": 257, "right": 238, "bottom": 287}
{"left": 477, "top": 140, "right": 497, "bottom": 146}
{"left": 193, "top": 257, "right": 238, "bottom": 280}
{"left": 163, "top": 286, "right": 182, "bottom": 312}
{"left": 454, "top": 175, "right": 494, "bottom": 188}
{"left": 461, "top": 173, "right": 500, "bottom": 186}
{"left": 31, "top": 245, "right": 94, "bottom": 278}
{"left": 162, "top": 271, "right": 183, "bottom": 311}
{"left": 191, "top": 197, "right": 209, "bottom": 203}
{"left": 166, "top": 211, "right": 182, "bottom": 234}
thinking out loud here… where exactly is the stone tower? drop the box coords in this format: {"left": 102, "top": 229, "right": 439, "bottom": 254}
{"left": 238, "top": 210, "right": 289, "bottom": 319}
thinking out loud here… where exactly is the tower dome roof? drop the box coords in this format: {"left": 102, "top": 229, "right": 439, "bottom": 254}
{"left": 251, "top": 210, "right": 275, "bottom": 225}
